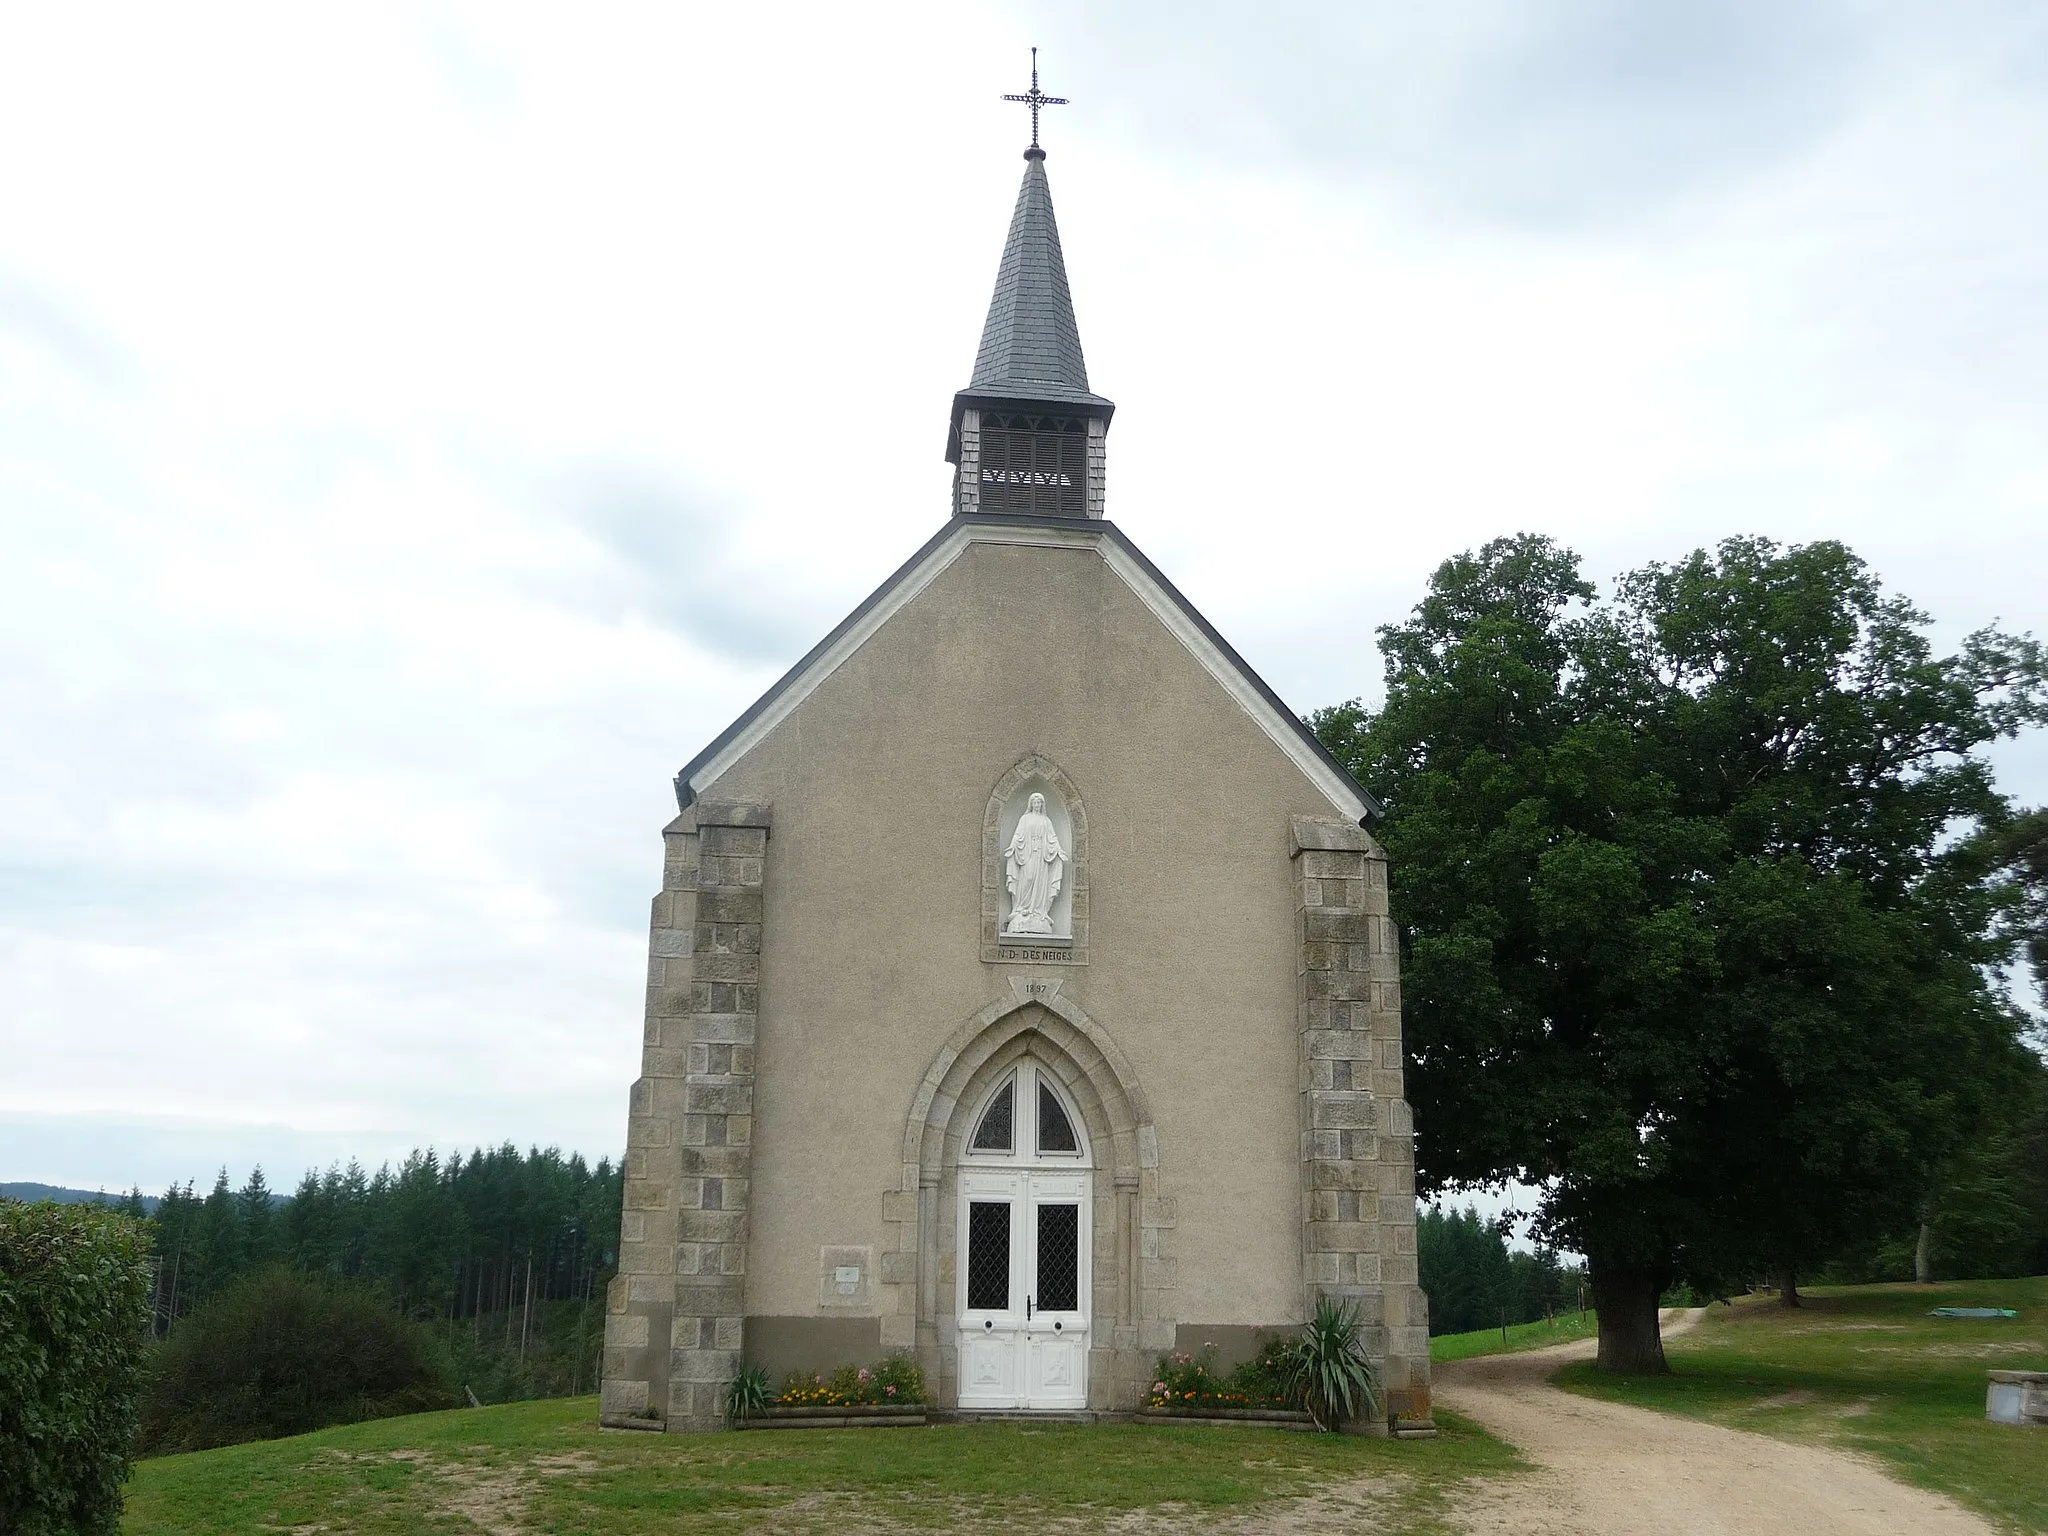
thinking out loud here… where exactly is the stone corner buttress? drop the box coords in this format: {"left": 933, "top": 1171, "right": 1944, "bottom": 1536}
{"left": 601, "top": 799, "right": 769, "bottom": 1432}
{"left": 1290, "top": 815, "right": 1434, "bottom": 1432}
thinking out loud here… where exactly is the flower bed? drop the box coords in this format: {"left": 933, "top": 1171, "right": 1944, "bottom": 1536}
{"left": 1142, "top": 1339, "right": 1295, "bottom": 1414}
{"left": 775, "top": 1353, "right": 925, "bottom": 1408}
{"left": 727, "top": 1352, "right": 928, "bottom": 1427}
{"left": 1141, "top": 1305, "right": 1381, "bottom": 1434}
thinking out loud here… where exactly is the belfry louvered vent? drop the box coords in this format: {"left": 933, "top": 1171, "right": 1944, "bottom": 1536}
{"left": 978, "top": 413, "right": 1086, "bottom": 515}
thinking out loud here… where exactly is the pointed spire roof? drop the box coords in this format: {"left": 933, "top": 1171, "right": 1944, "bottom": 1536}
{"left": 962, "top": 149, "right": 1113, "bottom": 412}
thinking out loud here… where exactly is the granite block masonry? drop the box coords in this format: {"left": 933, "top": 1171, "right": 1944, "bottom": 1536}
{"left": 602, "top": 800, "right": 768, "bottom": 1432}
{"left": 1293, "top": 816, "right": 1433, "bottom": 1431}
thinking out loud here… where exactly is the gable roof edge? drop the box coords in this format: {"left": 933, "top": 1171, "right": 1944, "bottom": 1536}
{"left": 675, "top": 514, "right": 1382, "bottom": 826}
{"left": 673, "top": 517, "right": 974, "bottom": 809}
{"left": 1091, "top": 523, "right": 1383, "bottom": 826}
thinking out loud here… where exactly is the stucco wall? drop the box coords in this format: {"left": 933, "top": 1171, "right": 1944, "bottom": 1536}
{"left": 699, "top": 535, "right": 1348, "bottom": 1329}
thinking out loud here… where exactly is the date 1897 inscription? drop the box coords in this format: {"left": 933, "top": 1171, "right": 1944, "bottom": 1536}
{"left": 997, "top": 945, "right": 1083, "bottom": 964}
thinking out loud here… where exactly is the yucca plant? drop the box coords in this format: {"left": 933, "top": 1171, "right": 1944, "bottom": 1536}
{"left": 725, "top": 1364, "right": 772, "bottom": 1424}
{"left": 1283, "top": 1296, "right": 1380, "bottom": 1431}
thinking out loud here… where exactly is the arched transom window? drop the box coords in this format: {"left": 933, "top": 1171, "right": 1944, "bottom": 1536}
{"left": 965, "top": 1061, "right": 1089, "bottom": 1165}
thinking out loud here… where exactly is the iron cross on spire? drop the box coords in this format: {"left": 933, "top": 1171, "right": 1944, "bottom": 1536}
{"left": 1002, "top": 47, "right": 1067, "bottom": 150}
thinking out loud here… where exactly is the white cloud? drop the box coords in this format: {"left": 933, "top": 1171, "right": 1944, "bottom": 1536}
{"left": 1, "top": 2, "right": 2043, "bottom": 1191}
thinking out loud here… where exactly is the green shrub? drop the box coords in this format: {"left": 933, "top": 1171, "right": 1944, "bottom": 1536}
{"left": 726, "top": 1365, "right": 772, "bottom": 1422}
{"left": 137, "top": 1266, "right": 457, "bottom": 1454}
{"left": 0, "top": 1199, "right": 155, "bottom": 1536}
{"left": 1283, "top": 1296, "right": 1380, "bottom": 1431}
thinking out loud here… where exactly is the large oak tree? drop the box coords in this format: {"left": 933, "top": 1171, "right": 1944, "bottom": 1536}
{"left": 1316, "top": 535, "right": 2044, "bottom": 1371}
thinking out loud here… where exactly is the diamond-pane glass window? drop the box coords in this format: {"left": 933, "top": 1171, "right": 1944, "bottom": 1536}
{"left": 971, "top": 1080, "right": 1015, "bottom": 1153}
{"left": 967, "top": 1201, "right": 1011, "bottom": 1310}
{"left": 1036, "top": 1202, "right": 1079, "bottom": 1312}
{"left": 1036, "top": 1080, "right": 1078, "bottom": 1155}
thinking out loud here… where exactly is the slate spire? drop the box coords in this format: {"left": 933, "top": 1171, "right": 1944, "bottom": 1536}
{"left": 949, "top": 143, "right": 1114, "bottom": 519}
{"left": 967, "top": 150, "right": 1106, "bottom": 407}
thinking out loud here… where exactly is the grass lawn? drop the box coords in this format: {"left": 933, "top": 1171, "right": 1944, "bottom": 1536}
{"left": 123, "top": 1397, "right": 1521, "bottom": 1534}
{"left": 1431, "top": 1308, "right": 1599, "bottom": 1362}
{"left": 1554, "top": 1277, "right": 2048, "bottom": 1534}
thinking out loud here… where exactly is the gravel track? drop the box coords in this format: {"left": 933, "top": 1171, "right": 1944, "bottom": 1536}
{"left": 1433, "top": 1308, "right": 1995, "bottom": 1536}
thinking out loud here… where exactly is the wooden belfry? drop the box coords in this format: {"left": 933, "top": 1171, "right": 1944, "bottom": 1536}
{"left": 947, "top": 50, "right": 1114, "bottom": 521}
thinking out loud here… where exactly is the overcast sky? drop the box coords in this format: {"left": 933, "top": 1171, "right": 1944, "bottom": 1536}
{"left": 3, "top": 2, "right": 2045, "bottom": 1195}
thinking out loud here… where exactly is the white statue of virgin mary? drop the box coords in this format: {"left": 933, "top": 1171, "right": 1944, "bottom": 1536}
{"left": 1003, "top": 792, "right": 1067, "bottom": 936}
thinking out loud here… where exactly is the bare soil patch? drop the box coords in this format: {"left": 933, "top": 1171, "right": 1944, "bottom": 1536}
{"left": 1754, "top": 1389, "right": 1818, "bottom": 1408}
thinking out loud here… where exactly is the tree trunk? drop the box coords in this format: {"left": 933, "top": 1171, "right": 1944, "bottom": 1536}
{"left": 1591, "top": 1262, "right": 1669, "bottom": 1374}
{"left": 520, "top": 1256, "right": 533, "bottom": 1364}
{"left": 1914, "top": 1221, "right": 1932, "bottom": 1285}
{"left": 1779, "top": 1268, "right": 1802, "bottom": 1308}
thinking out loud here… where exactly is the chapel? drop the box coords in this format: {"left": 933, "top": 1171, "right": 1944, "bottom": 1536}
{"left": 600, "top": 89, "right": 1432, "bottom": 1433}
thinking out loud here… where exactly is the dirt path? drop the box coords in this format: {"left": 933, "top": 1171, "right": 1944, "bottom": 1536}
{"left": 1434, "top": 1308, "right": 1994, "bottom": 1536}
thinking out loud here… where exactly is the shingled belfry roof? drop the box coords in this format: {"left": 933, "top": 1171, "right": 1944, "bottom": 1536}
{"left": 961, "top": 150, "right": 1113, "bottom": 412}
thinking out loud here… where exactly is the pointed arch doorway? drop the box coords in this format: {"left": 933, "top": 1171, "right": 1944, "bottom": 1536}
{"left": 955, "top": 1058, "right": 1092, "bottom": 1410}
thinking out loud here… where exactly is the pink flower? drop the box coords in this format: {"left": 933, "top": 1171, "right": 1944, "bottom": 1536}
{"left": 1153, "top": 1381, "right": 1168, "bottom": 1393}
{"left": 886, "top": 1385, "right": 897, "bottom": 1396}
{"left": 858, "top": 1368, "right": 871, "bottom": 1383}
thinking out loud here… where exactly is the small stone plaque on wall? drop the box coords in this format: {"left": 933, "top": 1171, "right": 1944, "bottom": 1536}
{"left": 819, "top": 1245, "right": 873, "bottom": 1311}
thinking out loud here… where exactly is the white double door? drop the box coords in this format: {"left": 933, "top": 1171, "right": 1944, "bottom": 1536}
{"left": 956, "top": 1167, "right": 1091, "bottom": 1410}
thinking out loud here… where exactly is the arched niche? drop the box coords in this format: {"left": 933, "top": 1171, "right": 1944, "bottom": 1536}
{"left": 981, "top": 755, "right": 1089, "bottom": 964}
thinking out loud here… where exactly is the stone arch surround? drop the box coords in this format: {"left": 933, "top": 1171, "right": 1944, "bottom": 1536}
{"left": 880, "top": 981, "right": 1172, "bottom": 1410}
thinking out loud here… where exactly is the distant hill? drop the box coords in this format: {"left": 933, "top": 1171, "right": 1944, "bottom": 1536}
{"left": 0, "top": 1182, "right": 161, "bottom": 1215}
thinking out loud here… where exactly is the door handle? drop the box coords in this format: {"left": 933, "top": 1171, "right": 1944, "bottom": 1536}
{"left": 1026, "top": 1295, "right": 1033, "bottom": 1321}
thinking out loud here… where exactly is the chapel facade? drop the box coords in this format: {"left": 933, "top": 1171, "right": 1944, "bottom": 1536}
{"left": 601, "top": 125, "right": 1432, "bottom": 1433}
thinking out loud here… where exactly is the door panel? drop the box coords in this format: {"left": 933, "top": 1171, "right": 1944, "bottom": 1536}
{"left": 955, "top": 1168, "right": 1090, "bottom": 1410}
{"left": 956, "top": 1174, "right": 1025, "bottom": 1409}
{"left": 1027, "top": 1327, "right": 1088, "bottom": 1402}
{"left": 960, "top": 1324, "right": 1021, "bottom": 1401}
{"left": 1022, "top": 1174, "right": 1089, "bottom": 1409}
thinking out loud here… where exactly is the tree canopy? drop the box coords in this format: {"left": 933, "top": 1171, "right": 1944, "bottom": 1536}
{"left": 1989, "top": 806, "right": 2048, "bottom": 1009}
{"left": 1316, "top": 534, "right": 2045, "bottom": 1370}
{"left": 1416, "top": 1204, "right": 1584, "bottom": 1336}
{"left": 150, "top": 1144, "right": 621, "bottom": 1333}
